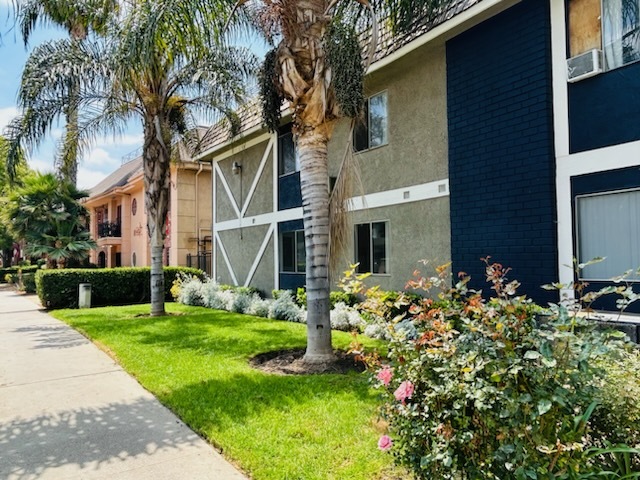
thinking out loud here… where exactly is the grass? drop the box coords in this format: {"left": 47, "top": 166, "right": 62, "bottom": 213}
{"left": 51, "top": 303, "right": 401, "bottom": 480}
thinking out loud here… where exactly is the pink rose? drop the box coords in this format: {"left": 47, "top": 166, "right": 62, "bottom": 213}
{"left": 378, "top": 434, "right": 393, "bottom": 451}
{"left": 376, "top": 366, "right": 393, "bottom": 386}
{"left": 394, "top": 380, "right": 414, "bottom": 404}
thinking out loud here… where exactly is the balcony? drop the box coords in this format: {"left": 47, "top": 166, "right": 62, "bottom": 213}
{"left": 98, "top": 221, "right": 121, "bottom": 238}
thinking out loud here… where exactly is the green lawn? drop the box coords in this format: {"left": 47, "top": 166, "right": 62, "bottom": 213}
{"left": 51, "top": 303, "right": 401, "bottom": 480}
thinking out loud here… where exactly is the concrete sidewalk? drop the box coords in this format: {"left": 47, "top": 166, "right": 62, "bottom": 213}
{"left": 0, "top": 285, "right": 248, "bottom": 480}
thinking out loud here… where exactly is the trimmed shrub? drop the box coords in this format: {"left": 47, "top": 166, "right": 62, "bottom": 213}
{"left": 268, "top": 290, "right": 304, "bottom": 323}
{"left": 330, "top": 302, "right": 364, "bottom": 331}
{"left": 21, "top": 273, "right": 37, "bottom": 293}
{"left": 0, "top": 265, "right": 38, "bottom": 283}
{"left": 36, "top": 266, "right": 205, "bottom": 309}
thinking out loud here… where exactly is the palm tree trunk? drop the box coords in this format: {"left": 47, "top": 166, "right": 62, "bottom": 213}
{"left": 60, "top": 82, "right": 79, "bottom": 185}
{"left": 143, "top": 116, "right": 171, "bottom": 317}
{"left": 298, "top": 129, "right": 334, "bottom": 363}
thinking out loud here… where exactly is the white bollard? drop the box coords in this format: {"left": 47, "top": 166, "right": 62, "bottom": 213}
{"left": 78, "top": 283, "right": 92, "bottom": 308}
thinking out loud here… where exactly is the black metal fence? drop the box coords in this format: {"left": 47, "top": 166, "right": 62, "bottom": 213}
{"left": 187, "top": 251, "right": 211, "bottom": 276}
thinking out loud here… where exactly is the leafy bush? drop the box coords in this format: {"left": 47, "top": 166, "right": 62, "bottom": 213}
{"left": 231, "top": 292, "right": 255, "bottom": 314}
{"left": 0, "top": 265, "right": 38, "bottom": 283}
{"left": 591, "top": 348, "right": 640, "bottom": 450}
{"left": 351, "top": 261, "right": 639, "bottom": 479}
{"left": 36, "top": 266, "right": 205, "bottom": 309}
{"left": 21, "top": 272, "right": 36, "bottom": 293}
{"left": 296, "top": 287, "right": 358, "bottom": 309}
{"left": 268, "top": 290, "right": 304, "bottom": 323}
{"left": 247, "top": 297, "right": 271, "bottom": 317}
{"left": 330, "top": 302, "right": 364, "bottom": 331}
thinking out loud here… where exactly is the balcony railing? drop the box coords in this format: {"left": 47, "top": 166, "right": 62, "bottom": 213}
{"left": 98, "top": 221, "right": 121, "bottom": 238}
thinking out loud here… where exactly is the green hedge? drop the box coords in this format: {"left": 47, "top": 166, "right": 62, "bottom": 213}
{"left": 35, "top": 267, "right": 206, "bottom": 309}
{"left": 0, "top": 265, "right": 39, "bottom": 283}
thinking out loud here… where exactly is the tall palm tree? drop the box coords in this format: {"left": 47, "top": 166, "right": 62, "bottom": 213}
{"left": 241, "top": 0, "right": 447, "bottom": 363}
{"left": 13, "top": 0, "right": 118, "bottom": 185}
{"left": 6, "top": 0, "right": 252, "bottom": 316}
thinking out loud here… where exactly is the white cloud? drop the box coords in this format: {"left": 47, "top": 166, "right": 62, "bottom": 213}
{"left": 82, "top": 147, "right": 120, "bottom": 169}
{"left": 77, "top": 167, "right": 107, "bottom": 190}
{"left": 27, "top": 157, "right": 55, "bottom": 174}
{"left": 0, "top": 106, "right": 19, "bottom": 134}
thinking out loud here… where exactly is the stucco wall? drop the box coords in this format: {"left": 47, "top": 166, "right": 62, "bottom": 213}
{"left": 171, "top": 166, "right": 212, "bottom": 267}
{"left": 215, "top": 139, "right": 273, "bottom": 222}
{"left": 339, "top": 198, "right": 451, "bottom": 292}
{"left": 328, "top": 43, "right": 449, "bottom": 194}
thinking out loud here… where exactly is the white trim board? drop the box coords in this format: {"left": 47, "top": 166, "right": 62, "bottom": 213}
{"left": 213, "top": 179, "right": 450, "bottom": 232}
{"left": 555, "top": 140, "right": 640, "bottom": 295}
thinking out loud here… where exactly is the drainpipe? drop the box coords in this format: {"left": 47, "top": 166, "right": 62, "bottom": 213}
{"left": 195, "top": 162, "right": 204, "bottom": 253}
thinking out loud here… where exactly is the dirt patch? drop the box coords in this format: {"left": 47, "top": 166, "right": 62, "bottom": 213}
{"left": 250, "top": 348, "right": 366, "bottom": 375}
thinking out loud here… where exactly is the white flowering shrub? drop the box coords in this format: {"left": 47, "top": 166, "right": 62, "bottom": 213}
{"left": 247, "top": 297, "right": 272, "bottom": 317}
{"left": 268, "top": 290, "right": 304, "bottom": 323}
{"left": 177, "top": 277, "right": 205, "bottom": 306}
{"left": 231, "top": 292, "right": 255, "bottom": 314}
{"left": 330, "top": 302, "right": 364, "bottom": 331}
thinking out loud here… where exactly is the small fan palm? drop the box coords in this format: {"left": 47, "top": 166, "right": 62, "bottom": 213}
{"left": 27, "top": 217, "right": 97, "bottom": 268}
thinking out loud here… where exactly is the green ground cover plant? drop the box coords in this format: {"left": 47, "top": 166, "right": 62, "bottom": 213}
{"left": 51, "top": 303, "right": 400, "bottom": 480}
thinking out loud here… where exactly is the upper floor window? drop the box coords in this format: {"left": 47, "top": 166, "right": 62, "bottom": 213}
{"left": 278, "top": 126, "right": 300, "bottom": 176}
{"left": 354, "top": 91, "right": 388, "bottom": 152}
{"left": 355, "top": 221, "right": 388, "bottom": 274}
{"left": 603, "top": 0, "right": 640, "bottom": 69}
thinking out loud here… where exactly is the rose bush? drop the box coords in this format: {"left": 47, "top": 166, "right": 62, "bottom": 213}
{"left": 348, "top": 260, "right": 640, "bottom": 480}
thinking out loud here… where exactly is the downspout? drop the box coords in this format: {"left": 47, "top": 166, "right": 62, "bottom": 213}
{"left": 195, "top": 162, "right": 204, "bottom": 254}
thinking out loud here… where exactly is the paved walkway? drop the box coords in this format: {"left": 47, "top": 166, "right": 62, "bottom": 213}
{"left": 0, "top": 285, "right": 248, "bottom": 480}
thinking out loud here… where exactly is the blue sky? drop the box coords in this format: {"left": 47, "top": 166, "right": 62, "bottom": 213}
{"left": 0, "top": 4, "right": 267, "bottom": 190}
{"left": 0, "top": 4, "right": 146, "bottom": 189}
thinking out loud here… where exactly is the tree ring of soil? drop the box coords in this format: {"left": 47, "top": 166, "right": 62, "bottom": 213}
{"left": 250, "top": 348, "right": 366, "bottom": 375}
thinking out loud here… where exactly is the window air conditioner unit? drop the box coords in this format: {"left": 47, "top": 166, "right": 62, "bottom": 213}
{"left": 567, "top": 49, "right": 603, "bottom": 83}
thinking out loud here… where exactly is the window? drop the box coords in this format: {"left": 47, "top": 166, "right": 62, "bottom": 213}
{"left": 278, "top": 127, "right": 300, "bottom": 176}
{"left": 131, "top": 198, "right": 137, "bottom": 216}
{"left": 281, "top": 230, "right": 306, "bottom": 273}
{"left": 576, "top": 188, "right": 640, "bottom": 280}
{"left": 603, "top": 0, "right": 640, "bottom": 69}
{"left": 355, "top": 221, "right": 388, "bottom": 274}
{"left": 354, "top": 92, "right": 388, "bottom": 152}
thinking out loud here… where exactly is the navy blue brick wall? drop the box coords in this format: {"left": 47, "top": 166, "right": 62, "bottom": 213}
{"left": 446, "top": 0, "right": 558, "bottom": 304}
{"left": 569, "top": 61, "right": 640, "bottom": 153}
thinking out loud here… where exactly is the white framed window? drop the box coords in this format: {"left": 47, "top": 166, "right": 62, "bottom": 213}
{"left": 603, "top": 0, "right": 640, "bottom": 69}
{"left": 576, "top": 188, "right": 640, "bottom": 280}
{"left": 355, "top": 221, "right": 389, "bottom": 274}
{"left": 354, "top": 91, "right": 388, "bottom": 152}
{"left": 280, "top": 230, "right": 306, "bottom": 273}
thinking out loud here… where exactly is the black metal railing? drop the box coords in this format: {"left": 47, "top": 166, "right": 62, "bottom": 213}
{"left": 97, "top": 221, "right": 121, "bottom": 238}
{"left": 187, "top": 251, "right": 211, "bottom": 276}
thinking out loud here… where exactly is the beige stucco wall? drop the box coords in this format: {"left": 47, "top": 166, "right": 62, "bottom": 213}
{"left": 207, "top": 42, "right": 451, "bottom": 293}
{"left": 339, "top": 198, "right": 451, "bottom": 292}
{"left": 170, "top": 165, "right": 212, "bottom": 267}
{"left": 128, "top": 185, "right": 147, "bottom": 267}
{"left": 328, "top": 44, "right": 449, "bottom": 193}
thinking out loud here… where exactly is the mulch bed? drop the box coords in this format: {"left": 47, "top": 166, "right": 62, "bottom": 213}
{"left": 250, "top": 348, "right": 366, "bottom": 375}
